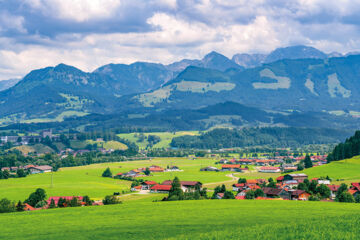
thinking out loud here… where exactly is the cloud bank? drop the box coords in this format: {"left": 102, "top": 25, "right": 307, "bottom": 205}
{"left": 0, "top": 0, "right": 360, "bottom": 79}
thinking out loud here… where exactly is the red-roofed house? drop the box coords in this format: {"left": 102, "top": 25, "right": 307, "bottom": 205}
{"left": 161, "top": 180, "right": 202, "bottom": 192}
{"left": 150, "top": 184, "right": 172, "bottom": 193}
{"left": 141, "top": 181, "right": 157, "bottom": 190}
{"left": 232, "top": 183, "right": 245, "bottom": 192}
{"left": 24, "top": 203, "right": 36, "bottom": 211}
{"left": 259, "top": 167, "right": 280, "bottom": 173}
{"left": 221, "top": 164, "right": 245, "bottom": 172}
{"left": 276, "top": 176, "right": 284, "bottom": 183}
{"left": 290, "top": 190, "right": 311, "bottom": 200}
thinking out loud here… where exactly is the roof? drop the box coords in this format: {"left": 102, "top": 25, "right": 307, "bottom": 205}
{"left": 151, "top": 184, "right": 172, "bottom": 191}
{"left": 233, "top": 183, "right": 245, "bottom": 187}
{"left": 351, "top": 182, "right": 360, "bottom": 191}
{"left": 133, "top": 185, "right": 142, "bottom": 189}
{"left": 222, "top": 164, "right": 241, "bottom": 169}
{"left": 246, "top": 179, "right": 257, "bottom": 184}
{"left": 235, "top": 196, "right": 245, "bottom": 200}
{"left": 328, "top": 185, "right": 340, "bottom": 192}
{"left": 260, "top": 167, "right": 280, "bottom": 170}
{"left": 24, "top": 203, "right": 36, "bottom": 211}
{"left": 143, "top": 181, "right": 157, "bottom": 185}
{"left": 30, "top": 165, "right": 53, "bottom": 171}
{"left": 348, "top": 189, "right": 358, "bottom": 195}
{"left": 161, "top": 180, "right": 202, "bottom": 186}
{"left": 262, "top": 187, "right": 283, "bottom": 195}
{"left": 217, "top": 193, "right": 224, "bottom": 198}
{"left": 290, "top": 190, "right": 307, "bottom": 196}
{"left": 276, "top": 176, "right": 284, "bottom": 181}
{"left": 287, "top": 173, "right": 308, "bottom": 177}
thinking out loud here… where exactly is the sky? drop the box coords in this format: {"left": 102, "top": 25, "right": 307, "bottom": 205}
{"left": 1, "top": 0, "right": 360, "bottom": 80}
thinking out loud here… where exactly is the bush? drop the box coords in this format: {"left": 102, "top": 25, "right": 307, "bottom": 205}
{"left": 25, "top": 188, "right": 47, "bottom": 207}
{"left": 337, "top": 192, "right": 355, "bottom": 203}
{"left": 103, "top": 195, "right": 122, "bottom": 205}
{"left": 35, "top": 200, "right": 47, "bottom": 208}
{"left": 0, "top": 198, "right": 16, "bottom": 213}
{"left": 245, "top": 190, "right": 255, "bottom": 199}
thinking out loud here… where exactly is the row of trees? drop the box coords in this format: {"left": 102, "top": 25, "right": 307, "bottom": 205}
{"left": 327, "top": 130, "right": 360, "bottom": 162}
{"left": 163, "top": 177, "right": 207, "bottom": 201}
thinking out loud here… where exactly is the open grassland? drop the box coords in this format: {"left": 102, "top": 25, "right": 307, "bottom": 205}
{"left": 297, "top": 156, "right": 360, "bottom": 184}
{"left": 86, "top": 140, "right": 128, "bottom": 150}
{"left": 11, "top": 144, "right": 54, "bottom": 155}
{"left": 117, "top": 131, "right": 200, "bottom": 149}
{"left": 0, "top": 158, "right": 235, "bottom": 201}
{"left": 0, "top": 200, "right": 360, "bottom": 240}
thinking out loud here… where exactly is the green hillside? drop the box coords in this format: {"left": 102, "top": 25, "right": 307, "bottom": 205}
{"left": 298, "top": 155, "right": 360, "bottom": 184}
{"left": 0, "top": 200, "right": 359, "bottom": 239}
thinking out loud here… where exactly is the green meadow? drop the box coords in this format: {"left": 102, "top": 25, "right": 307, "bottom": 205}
{"left": 1, "top": 200, "right": 360, "bottom": 240}
{"left": 117, "top": 131, "right": 200, "bottom": 149}
{"left": 297, "top": 156, "right": 360, "bottom": 184}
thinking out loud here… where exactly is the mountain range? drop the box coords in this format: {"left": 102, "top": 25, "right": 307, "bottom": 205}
{"left": 1, "top": 45, "right": 360, "bottom": 130}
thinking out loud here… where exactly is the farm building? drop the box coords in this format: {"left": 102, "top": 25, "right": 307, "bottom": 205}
{"left": 162, "top": 180, "right": 202, "bottom": 192}
{"left": 200, "top": 166, "right": 219, "bottom": 172}
{"left": 28, "top": 165, "right": 53, "bottom": 174}
{"left": 150, "top": 184, "right": 172, "bottom": 193}
{"left": 131, "top": 186, "right": 142, "bottom": 191}
{"left": 141, "top": 181, "right": 157, "bottom": 190}
{"left": 259, "top": 167, "right": 280, "bottom": 173}
{"left": 328, "top": 185, "right": 340, "bottom": 199}
{"left": 221, "top": 164, "right": 246, "bottom": 172}
{"left": 262, "top": 187, "right": 290, "bottom": 199}
{"left": 283, "top": 173, "right": 308, "bottom": 181}
{"left": 232, "top": 183, "right": 246, "bottom": 192}
{"left": 290, "top": 190, "right": 311, "bottom": 200}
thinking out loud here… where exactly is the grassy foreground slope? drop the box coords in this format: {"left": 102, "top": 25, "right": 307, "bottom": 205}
{"left": 1, "top": 200, "right": 360, "bottom": 240}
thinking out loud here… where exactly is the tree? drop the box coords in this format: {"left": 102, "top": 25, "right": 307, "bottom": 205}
{"left": 103, "top": 195, "right": 122, "bottom": 205}
{"left": 297, "top": 182, "right": 308, "bottom": 191}
{"left": 308, "top": 180, "right": 318, "bottom": 194}
{"left": 304, "top": 155, "right": 313, "bottom": 168}
{"left": 102, "top": 167, "right": 112, "bottom": 178}
{"left": 25, "top": 188, "right": 46, "bottom": 207}
{"left": 336, "top": 183, "right": 348, "bottom": 200}
{"left": 268, "top": 177, "right": 274, "bottom": 183}
{"left": 254, "top": 189, "right": 265, "bottom": 198}
{"left": 338, "top": 192, "right": 355, "bottom": 203}
{"left": 144, "top": 167, "right": 150, "bottom": 176}
{"left": 57, "top": 198, "right": 67, "bottom": 207}
{"left": 83, "top": 195, "right": 92, "bottom": 206}
{"left": 223, "top": 191, "right": 235, "bottom": 199}
{"left": 35, "top": 200, "right": 47, "bottom": 208}
{"left": 49, "top": 199, "right": 56, "bottom": 208}
{"left": 297, "top": 164, "right": 304, "bottom": 171}
{"left": 0, "top": 198, "right": 16, "bottom": 213}
{"left": 16, "top": 168, "right": 26, "bottom": 178}
{"left": 168, "top": 177, "right": 184, "bottom": 200}
{"left": 16, "top": 201, "right": 24, "bottom": 211}
{"left": 315, "top": 184, "right": 331, "bottom": 199}
{"left": 238, "top": 178, "right": 246, "bottom": 184}
{"left": 245, "top": 190, "right": 255, "bottom": 199}
{"left": 2, "top": 170, "right": 9, "bottom": 179}
{"left": 220, "top": 184, "right": 226, "bottom": 193}
{"left": 69, "top": 197, "right": 81, "bottom": 207}
{"left": 267, "top": 181, "right": 277, "bottom": 188}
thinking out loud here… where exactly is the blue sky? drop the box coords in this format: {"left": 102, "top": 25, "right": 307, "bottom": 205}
{"left": 0, "top": 0, "right": 360, "bottom": 79}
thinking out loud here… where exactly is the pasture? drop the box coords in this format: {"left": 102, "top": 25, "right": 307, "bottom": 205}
{"left": 117, "top": 131, "right": 200, "bottom": 149}
{"left": 0, "top": 200, "right": 359, "bottom": 239}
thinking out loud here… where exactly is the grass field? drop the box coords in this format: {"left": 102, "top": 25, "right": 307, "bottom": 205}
{"left": 0, "top": 158, "right": 236, "bottom": 201}
{"left": 86, "top": 140, "right": 128, "bottom": 150}
{"left": 297, "top": 156, "right": 360, "bottom": 184}
{"left": 117, "top": 131, "right": 200, "bottom": 149}
{"left": 11, "top": 144, "right": 54, "bottom": 155}
{"left": 0, "top": 200, "right": 359, "bottom": 239}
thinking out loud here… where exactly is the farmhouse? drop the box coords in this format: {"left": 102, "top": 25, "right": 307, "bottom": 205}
{"left": 165, "top": 166, "right": 181, "bottom": 172}
{"left": 290, "top": 190, "right": 311, "bottom": 200}
{"left": 329, "top": 185, "right": 340, "bottom": 199}
{"left": 149, "top": 166, "right": 164, "bottom": 172}
{"left": 283, "top": 173, "right": 308, "bottom": 182}
{"left": 141, "top": 181, "right": 157, "bottom": 190}
{"left": 200, "top": 166, "right": 219, "bottom": 172}
{"left": 131, "top": 185, "right": 142, "bottom": 191}
{"left": 259, "top": 166, "right": 280, "bottom": 173}
{"left": 232, "top": 183, "right": 246, "bottom": 192}
{"left": 262, "top": 187, "right": 290, "bottom": 199}
{"left": 221, "top": 164, "right": 246, "bottom": 172}
{"left": 162, "top": 180, "right": 202, "bottom": 192}
{"left": 276, "top": 176, "right": 284, "bottom": 183}
{"left": 281, "top": 164, "right": 297, "bottom": 172}
{"left": 237, "top": 159, "right": 253, "bottom": 165}
{"left": 28, "top": 165, "right": 53, "bottom": 174}
{"left": 150, "top": 184, "right": 172, "bottom": 193}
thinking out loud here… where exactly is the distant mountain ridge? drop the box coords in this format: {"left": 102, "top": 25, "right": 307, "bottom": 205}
{"left": 1, "top": 45, "right": 360, "bottom": 128}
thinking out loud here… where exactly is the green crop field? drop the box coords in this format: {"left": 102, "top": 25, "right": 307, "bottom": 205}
{"left": 296, "top": 156, "right": 360, "bottom": 184}
{"left": 1, "top": 200, "right": 360, "bottom": 239}
{"left": 86, "top": 140, "right": 128, "bottom": 150}
{"left": 117, "top": 131, "right": 200, "bottom": 149}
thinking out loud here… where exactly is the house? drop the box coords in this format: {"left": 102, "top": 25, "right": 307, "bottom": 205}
{"left": 47, "top": 196, "right": 83, "bottom": 206}
{"left": 162, "top": 180, "right": 202, "bottom": 192}
{"left": 1, "top": 167, "right": 10, "bottom": 171}
{"left": 149, "top": 166, "right": 164, "bottom": 172}
{"left": 232, "top": 183, "right": 245, "bottom": 192}
{"left": 24, "top": 203, "right": 36, "bottom": 211}
{"left": 28, "top": 165, "right": 53, "bottom": 174}
{"left": 150, "top": 184, "right": 172, "bottom": 193}
{"left": 350, "top": 182, "right": 360, "bottom": 191}
{"left": 216, "top": 193, "right": 224, "bottom": 199}
{"left": 283, "top": 173, "right": 308, "bottom": 182}
{"left": 238, "top": 159, "right": 253, "bottom": 165}
{"left": 281, "top": 164, "right": 297, "bottom": 172}
{"left": 165, "top": 166, "right": 181, "bottom": 172}
{"left": 328, "top": 185, "right": 340, "bottom": 199}
{"left": 276, "top": 176, "right": 284, "bottom": 183}
{"left": 200, "top": 166, "right": 219, "bottom": 172}
{"left": 141, "top": 181, "right": 157, "bottom": 190}
{"left": 259, "top": 167, "right": 280, "bottom": 173}
{"left": 262, "top": 187, "right": 290, "bottom": 199}
{"left": 318, "top": 179, "right": 331, "bottom": 185}
{"left": 290, "top": 190, "right": 311, "bottom": 200}
{"left": 131, "top": 185, "right": 142, "bottom": 191}
{"left": 348, "top": 189, "right": 360, "bottom": 198}
{"left": 221, "top": 164, "right": 245, "bottom": 172}
{"left": 246, "top": 179, "right": 258, "bottom": 187}
{"left": 282, "top": 180, "right": 299, "bottom": 188}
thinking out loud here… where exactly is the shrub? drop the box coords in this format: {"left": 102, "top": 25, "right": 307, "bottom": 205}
{"left": 103, "top": 195, "right": 122, "bottom": 205}
{"left": 0, "top": 198, "right": 16, "bottom": 213}
{"left": 102, "top": 168, "right": 112, "bottom": 178}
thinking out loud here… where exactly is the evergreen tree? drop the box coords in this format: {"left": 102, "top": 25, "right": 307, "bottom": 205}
{"left": 238, "top": 178, "right": 246, "bottom": 184}
{"left": 102, "top": 167, "right": 112, "bottom": 178}
{"left": 16, "top": 201, "right": 24, "bottom": 211}
{"left": 336, "top": 183, "right": 348, "bottom": 201}
{"left": 223, "top": 191, "right": 235, "bottom": 199}
{"left": 83, "top": 195, "right": 92, "bottom": 206}
{"left": 144, "top": 168, "right": 150, "bottom": 176}
{"left": 254, "top": 189, "right": 265, "bottom": 198}
{"left": 49, "top": 199, "right": 56, "bottom": 208}
{"left": 25, "top": 188, "right": 46, "bottom": 207}
{"left": 267, "top": 181, "right": 277, "bottom": 188}
{"left": 168, "top": 177, "right": 184, "bottom": 200}
{"left": 220, "top": 184, "right": 226, "bottom": 193}
{"left": 304, "top": 155, "right": 313, "bottom": 168}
